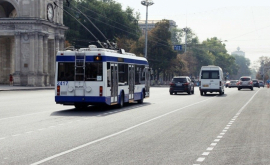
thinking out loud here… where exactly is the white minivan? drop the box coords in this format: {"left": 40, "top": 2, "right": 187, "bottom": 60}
{"left": 199, "top": 65, "right": 225, "bottom": 96}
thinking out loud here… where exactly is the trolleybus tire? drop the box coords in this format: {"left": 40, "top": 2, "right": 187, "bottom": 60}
{"left": 117, "top": 93, "right": 124, "bottom": 108}
{"left": 138, "top": 91, "right": 144, "bottom": 104}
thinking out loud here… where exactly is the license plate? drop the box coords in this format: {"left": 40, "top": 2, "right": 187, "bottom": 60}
{"left": 176, "top": 83, "right": 182, "bottom": 86}
{"left": 203, "top": 84, "right": 209, "bottom": 87}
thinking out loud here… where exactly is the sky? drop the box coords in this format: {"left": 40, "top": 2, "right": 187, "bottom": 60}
{"left": 115, "top": 0, "right": 270, "bottom": 68}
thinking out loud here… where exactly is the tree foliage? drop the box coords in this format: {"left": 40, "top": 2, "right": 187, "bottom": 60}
{"left": 63, "top": 0, "right": 141, "bottom": 48}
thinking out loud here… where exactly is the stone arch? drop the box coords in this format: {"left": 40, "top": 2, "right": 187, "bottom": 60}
{"left": 0, "top": 0, "right": 20, "bottom": 18}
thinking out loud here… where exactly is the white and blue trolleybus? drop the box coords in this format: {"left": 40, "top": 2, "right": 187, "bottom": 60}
{"left": 55, "top": 45, "right": 151, "bottom": 109}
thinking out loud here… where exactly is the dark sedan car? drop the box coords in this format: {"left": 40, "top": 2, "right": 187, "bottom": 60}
{"left": 259, "top": 81, "right": 264, "bottom": 88}
{"left": 252, "top": 79, "right": 260, "bottom": 88}
{"left": 169, "top": 76, "right": 194, "bottom": 95}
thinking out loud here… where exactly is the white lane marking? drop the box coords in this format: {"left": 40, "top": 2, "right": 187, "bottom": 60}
{"left": 202, "top": 152, "right": 210, "bottom": 156}
{"left": 38, "top": 128, "right": 45, "bottom": 131}
{"left": 197, "top": 157, "right": 205, "bottom": 162}
{"left": 26, "top": 131, "right": 33, "bottom": 134}
{"left": 226, "top": 125, "right": 231, "bottom": 127}
{"left": 206, "top": 147, "right": 214, "bottom": 151}
{"left": 0, "top": 137, "right": 6, "bottom": 140}
{"left": 31, "top": 98, "right": 214, "bottom": 165}
{"left": 193, "top": 89, "right": 261, "bottom": 164}
{"left": 0, "top": 110, "right": 54, "bottom": 121}
{"left": 224, "top": 127, "right": 230, "bottom": 129}
{"left": 217, "top": 136, "right": 223, "bottom": 138}
{"left": 12, "top": 134, "right": 21, "bottom": 137}
{"left": 210, "top": 143, "right": 217, "bottom": 146}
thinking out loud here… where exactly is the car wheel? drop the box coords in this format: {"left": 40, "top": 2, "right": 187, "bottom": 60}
{"left": 187, "top": 88, "right": 191, "bottom": 95}
{"left": 238, "top": 88, "right": 241, "bottom": 90}
{"left": 192, "top": 87, "right": 194, "bottom": 94}
{"left": 251, "top": 87, "right": 253, "bottom": 91}
{"left": 170, "top": 92, "right": 173, "bottom": 95}
{"left": 200, "top": 91, "right": 203, "bottom": 96}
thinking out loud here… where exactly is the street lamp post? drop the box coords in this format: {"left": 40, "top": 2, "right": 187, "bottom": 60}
{"left": 141, "top": 0, "right": 154, "bottom": 59}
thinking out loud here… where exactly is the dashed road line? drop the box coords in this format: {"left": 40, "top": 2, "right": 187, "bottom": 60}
{"left": 26, "top": 131, "right": 33, "bottom": 134}
{"left": 31, "top": 97, "right": 215, "bottom": 165}
{"left": 0, "top": 137, "right": 6, "bottom": 140}
{"left": 12, "top": 134, "right": 21, "bottom": 137}
{"left": 193, "top": 89, "right": 260, "bottom": 164}
{"left": 202, "top": 152, "right": 210, "bottom": 156}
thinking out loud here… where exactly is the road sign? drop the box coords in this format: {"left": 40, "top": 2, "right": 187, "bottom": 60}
{"left": 174, "top": 45, "right": 182, "bottom": 51}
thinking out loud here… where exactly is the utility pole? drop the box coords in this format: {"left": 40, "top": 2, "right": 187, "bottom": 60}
{"left": 141, "top": 0, "right": 154, "bottom": 59}
{"left": 183, "top": 27, "right": 189, "bottom": 52}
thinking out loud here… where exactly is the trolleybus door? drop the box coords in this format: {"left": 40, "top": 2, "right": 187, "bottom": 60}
{"left": 145, "top": 67, "right": 150, "bottom": 97}
{"left": 74, "top": 52, "right": 85, "bottom": 96}
{"left": 129, "top": 65, "right": 135, "bottom": 100}
{"left": 111, "top": 63, "right": 118, "bottom": 104}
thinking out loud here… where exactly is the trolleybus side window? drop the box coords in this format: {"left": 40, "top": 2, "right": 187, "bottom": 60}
{"left": 135, "top": 65, "right": 145, "bottom": 84}
{"left": 107, "top": 62, "right": 111, "bottom": 87}
{"left": 58, "top": 63, "right": 75, "bottom": 81}
{"left": 85, "top": 62, "right": 103, "bottom": 81}
{"left": 118, "top": 64, "right": 128, "bottom": 86}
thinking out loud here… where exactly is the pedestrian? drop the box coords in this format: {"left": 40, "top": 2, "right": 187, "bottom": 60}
{"left": 9, "top": 74, "right": 13, "bottom": 86}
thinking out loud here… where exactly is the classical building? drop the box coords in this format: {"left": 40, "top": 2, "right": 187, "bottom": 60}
{"left": 231, "top": 47, "right": 245, "bottom": 57}
{"left": 138, "top": 19, "right": 177, "bottom": 35}
{"left": 0, "top": 0, "right": 67, "bottom": 86}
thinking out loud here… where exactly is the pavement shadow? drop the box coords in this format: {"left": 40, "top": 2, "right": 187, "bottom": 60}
{"left": 202, "top": 93, "right": 228, "bottom": 97}
{"left": 50, "top": 102, "right": 151, "bottom": 117}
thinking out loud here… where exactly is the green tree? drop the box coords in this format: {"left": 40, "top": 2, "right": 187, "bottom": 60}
{"left": 64, "top": 0, "right": 141, "bottom": 48}
{"left": 231, "top": 54, "right": 251, "bottom": 79}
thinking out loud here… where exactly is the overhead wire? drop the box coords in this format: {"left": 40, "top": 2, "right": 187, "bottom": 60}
{"left": 53, "top": 1, "right": 105, "bottom": 48}
{"left": 66, "top": 1, "right": 113, "bottom": 48}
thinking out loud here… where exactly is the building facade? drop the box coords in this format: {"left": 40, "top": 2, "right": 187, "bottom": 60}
{"left": 0, "top": 0, "right": 67, "bottom": 86}
{"left": 138, "top": 20, "right": 177, "bottom": 35}
{"left": 231, "top": 47, "right": 245, "bottom": 57}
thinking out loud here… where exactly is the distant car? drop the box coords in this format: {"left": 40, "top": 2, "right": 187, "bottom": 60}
{"left": 169, "top": 76, "right": 194, "bottom": 95}
{"left": 228, "top": 80, "right": 238, "bottom": 88}
{"left": 225, "top": 81, "right": 230, "bottom": 88}
{"left": 238, "top": 76, "right": 253, "bottom": 90}
{"left": 252, "top": 79, "right": 260, "bottom": 88}
{"left": 259, "top": 81, "right": 264, "bottom": 88}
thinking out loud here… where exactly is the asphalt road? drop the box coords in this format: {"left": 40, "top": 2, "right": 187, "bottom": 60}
{"left": 0, "top": 87, "right": 269, "bottom": 165}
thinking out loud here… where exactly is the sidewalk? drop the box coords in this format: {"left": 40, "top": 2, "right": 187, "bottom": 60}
{"left": 0, "top": 85, "right": 54, "bottom": 91}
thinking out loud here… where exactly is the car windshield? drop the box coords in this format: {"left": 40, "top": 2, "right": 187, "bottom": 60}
{"left": 173, "top": 78, "right": 186, "bottom": 83}
{"left": 240, "top": 78, "right": 250, "bottom": 81}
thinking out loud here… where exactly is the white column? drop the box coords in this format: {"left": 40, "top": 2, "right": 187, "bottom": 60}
{"left": 28, "top": 32, "right": 36, "bottom": 86}
{"left": 37, "top": 33, "right": 44, "bottom": 86}
{"left": 14, "top": 32, "right": 21, "bottom": 85}
{"left": 43, "top": 34, "right": 49, "bottom": 86}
